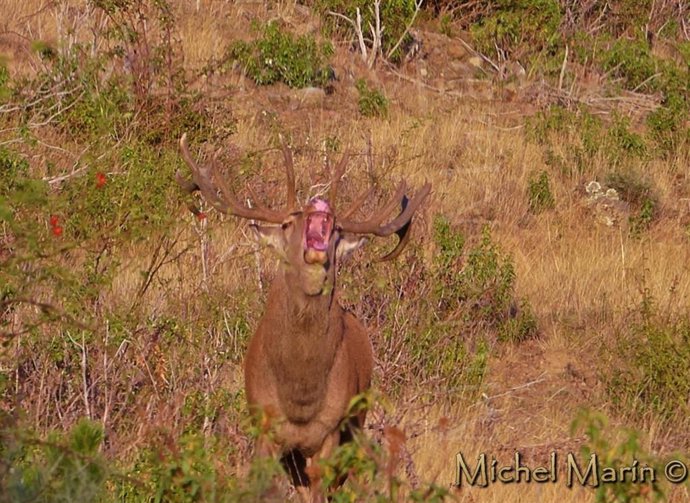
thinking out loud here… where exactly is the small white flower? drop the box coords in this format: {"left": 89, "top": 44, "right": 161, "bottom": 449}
{"left": 605, "top": 188, "right": 619, "bottom": 200}
{"left": 585, "top": 181, "right": 601, "bottom": 195}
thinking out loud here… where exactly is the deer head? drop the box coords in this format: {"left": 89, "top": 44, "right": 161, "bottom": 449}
{"left": 177, "top": 133, "right": 431, "bottom": 297}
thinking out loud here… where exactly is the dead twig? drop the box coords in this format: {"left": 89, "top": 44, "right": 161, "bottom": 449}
{"left": 558, "top": 44, "right": 569, "bottom": 91}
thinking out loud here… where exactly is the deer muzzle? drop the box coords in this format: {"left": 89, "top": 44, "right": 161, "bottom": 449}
{"left": 303, "top": 202, "right": 334, "bottom": 265}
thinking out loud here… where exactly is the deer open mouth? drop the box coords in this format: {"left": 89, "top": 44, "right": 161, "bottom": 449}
{"left": 304, "top": 211, "right": 333, "bottom": 253}
{"left": 302, "top": 199, "right": 334, "bottom": 265}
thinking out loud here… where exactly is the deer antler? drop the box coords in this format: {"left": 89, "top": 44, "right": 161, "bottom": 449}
{"left": 176, "top": 133, "right": 290, "bottom": 224}
{"left": 327, "top": 151, "right": 350, "bottom": 209}
{"left": 278, "top": 134, "right": 298, "bottom": 213}
{"left": 339, "top": 181, "right": 431, "bottom": 235}
{"left": 338, "top": 181, "right": 432, "bottom": 261}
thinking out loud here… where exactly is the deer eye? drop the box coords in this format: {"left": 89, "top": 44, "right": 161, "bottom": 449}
{"left": 281, "top": 221, "right": 292, "bottom": 230}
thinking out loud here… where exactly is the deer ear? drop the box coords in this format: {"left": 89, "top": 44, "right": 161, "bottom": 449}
{"left": 336, "top": 233, "right": 366, "bottom": 262}
{"left": 250, "top": 224, "right": 288, "bottom": 259}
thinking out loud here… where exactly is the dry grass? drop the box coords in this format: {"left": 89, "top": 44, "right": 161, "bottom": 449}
{"left": 2, "top": 1, "right": 690, "bottom": 501}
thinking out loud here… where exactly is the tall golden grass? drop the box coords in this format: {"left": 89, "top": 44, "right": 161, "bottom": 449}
{"left": 1, "top": 1, "right": 689, "bottom": 501}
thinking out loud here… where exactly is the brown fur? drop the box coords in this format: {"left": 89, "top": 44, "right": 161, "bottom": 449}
{"left": 244, "top": 213, "right": 373, "bottom": 502}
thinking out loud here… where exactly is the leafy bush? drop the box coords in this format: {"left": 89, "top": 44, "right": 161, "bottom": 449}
{"left": 527, "top": 170, "right": 555, "bottom": 213}
{"left": 527, "top": 105, "right": 655, "bottom": 179}
{"left": 605, "top": 289, "right": 690, "bottom": 422}
{"left": 600, "top": 37, "right": 657, "bottom": 91}
{"left": 318, "top": 408, "right": 450, "bottom": 502}
{"left": 117, "top": 433, "right": 231, "bottom": 502}
{"left": 1, "top": 419, "right": 108, "bottom": 503}
{"left": 435, "top": 222, "right": 533, "bottom": 328}
{"left": 469, "top": 0, "right": 561, "bottom": 62}
{"left": 356, "top": 79, "right": 389, "bottom": 118}
{"left": 605, "top": 114, "right": 648, "bottom": 165}
{"left": 571, "top": 410, "right": 666, "bottom": 502}
{"left": 56, "top": 143, "right": 180, "bottom": 242}
{"left": 228, "top": 22, "right": 334, "bottom": 88}
{"left": 527, "top": 105, "right": 604, "bottom": 176}
{"left": 0, "top": 60, "right": 10, "bottom": 103}
{"left": 646, "top": 94, "right": 689, "bottom": 155}
{"left": 410, "top": 219, "right": 534, "bottom": 388}
{"left": 497, "top": 299, "right": 538, "bottom": 343}
{"left": 628, "top": 197, "right": 656, "bottom": 236}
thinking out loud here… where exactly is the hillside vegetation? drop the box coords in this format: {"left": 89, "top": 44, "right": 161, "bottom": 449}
{"left": 1, "top": 0, "right": 689, "bottom": 501}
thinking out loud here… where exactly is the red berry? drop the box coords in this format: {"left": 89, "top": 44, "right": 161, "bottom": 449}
{"left": 50, "top": 214, "right": 59, "bottom": 227}
{"left": 95, "top": 172, "right": 107, "bottom": 188}
{"left": 196, "top": 212, "right": 207, "bottom": 221}
{"left": 52, "top": 226, "right": 63, "bottom": 237}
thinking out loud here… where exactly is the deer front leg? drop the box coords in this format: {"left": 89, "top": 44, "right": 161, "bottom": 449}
{"left": 297, "top": 430, "right": 340, "bottom": 503}
{"left": 252, "top": 416, "right": 292, "bottom": 502}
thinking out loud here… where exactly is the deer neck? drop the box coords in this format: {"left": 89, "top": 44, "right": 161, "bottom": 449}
{"left": 269, "top": 268, "right": 340, "bottom": 341}
{"left": 261, "top": 268, "right": 343, "bottom": 423}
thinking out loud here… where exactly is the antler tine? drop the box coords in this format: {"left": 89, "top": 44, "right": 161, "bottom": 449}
{"left": 329, "top": 151, "right": 350, "bottom": 207}
{"left": 279, "top": 135, "right": 298, "bottom": 212}
{"left": 340, "top": 185, "right": 376, "bottom": 220}
{"left": 177, "top": 134, "right": 286, "bottom": 223}
{"left": 371, "top": 181, "right": 407, "bottom": 225}
{"left": 178, "top": 134, "right": 230, "bottom": 214}
{"left": 339, "top": 181, "right": 407, "bottom": 229}
{"left": 377, "top": 203, "right": 412, "bottom": 262}
{"left": 174, "top": 170, "right": 206, "bottom": 217}
{"left": 339, "top": 182, "right": 432, "bottom": 237}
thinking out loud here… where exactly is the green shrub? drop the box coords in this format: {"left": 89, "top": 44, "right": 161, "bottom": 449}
{"left": 470, "top": 0, "right": 561, "bottom": 62}
{"left": 527, "top": 105, "right": 605, "bottom": 175}
{"left": 56, "top": 143, "right": 180, "bottom": 242}
{"left": 433, "top": 214, "right": 465, "bottom": 272}
{"left": 63, "top": 72, "right": 132, "bottom": 140}
{"left": 0, "top": 59, "right": 10, "bottom": 103}
{"left": 527, "top": 170, "right": 555, "bottom": 213}
{"left": 342, "top": 215, "right": 534, "bottom": 395}
{"left": 646, "top": 94, "right": 689, "bottom": 155}
{"left": 605, "top": 289, "right": 690, "bottom": 422}
{"left": 498, "top": 300, "right": 538, "bottom": 343}
{"left": 439, "top": 13, "right": 453, "bottom": 37}
{"left": 318, "top": 409, "right": 450, "bottom": 502}
{"left": 228, "top": 22, "right": 333, "bottom": 88}
{"left": 355, "top": 79, "right": 389, "bottom": 118}
{"left": 605, "top": 114, "right": 648, "bottom": 162}
{"left": 571, "top": 410, "right": 666, "bottom": 502}
{"left": 527, "top": 105, "right": 657, "bottom": 178}
{"left": 1, "top": 419, "right": 107, "bottom": 503}
{"left": 458, "top": 226, "right": 516, "bottom": 324}
{"left": 419, "top": 220, "right": 536, "bottom": 385}
{"left": 117, "top": 433, "right": 230, "bottom": 503}
{"left": 431, "top": 219, "right": 532, "bottom": 332}
{"left": 628, "top": 197, "right": 656, "bottom": 236}
{"left": 526, "top": 105, "right": 575, "bottom": 142}
{"left": 0, "top": 148, "right": 30, "bottom": 195}
{"left": 600, "top": 36, "right": 658, "bottom": 91}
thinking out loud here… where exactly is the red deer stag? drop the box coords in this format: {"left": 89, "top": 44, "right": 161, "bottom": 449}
{"left": 177, "top": 133, "right": 430, "bottom": 501}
